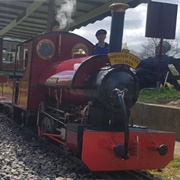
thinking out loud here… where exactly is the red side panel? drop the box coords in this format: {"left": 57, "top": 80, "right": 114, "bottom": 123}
{"left": 82, "top": 130, "right": 176, "bottom": 171}
{"left": 18, "top": 81, "right": 29, "bottom": 107}
{"left": 38, "top": 57, "right": 86, "bottom": 86}
{"left": 38, "top": 55, "right": 108, "bottom": 88}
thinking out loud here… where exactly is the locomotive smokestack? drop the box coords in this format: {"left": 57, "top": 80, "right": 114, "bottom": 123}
{"left": 109, "top": 3, "right": 129, "bottom": 53}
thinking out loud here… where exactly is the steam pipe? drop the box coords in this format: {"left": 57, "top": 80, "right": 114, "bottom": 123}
{"left": 113, "top": 88, "right": 129, "bottom": 159}
{"left": 109, "top": 3, "right": 129, "bottom": 53}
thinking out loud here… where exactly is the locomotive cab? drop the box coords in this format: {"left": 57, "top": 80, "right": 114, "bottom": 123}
{"left": 10, "top": 32, "right": 94, "bottom": 107}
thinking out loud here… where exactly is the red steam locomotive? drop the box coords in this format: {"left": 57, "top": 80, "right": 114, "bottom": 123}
{"left": 0, "top": 3, "right": 176, "bottom": 171}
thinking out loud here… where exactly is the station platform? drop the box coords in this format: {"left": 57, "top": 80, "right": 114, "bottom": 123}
{"left": 131, "top": 102, "right": 180, "bottom": 140}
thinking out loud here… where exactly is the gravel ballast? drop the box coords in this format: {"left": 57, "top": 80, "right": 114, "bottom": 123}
{"left": 0, "top": 117, "right": 95, "bottom": 180}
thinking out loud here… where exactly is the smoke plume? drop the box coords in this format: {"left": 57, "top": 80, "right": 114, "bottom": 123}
{"left": 56, "top": 0, "right": 76, "bottom": 30}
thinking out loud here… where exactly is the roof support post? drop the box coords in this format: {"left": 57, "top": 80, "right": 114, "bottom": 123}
{"left": 47, "top": 0, "right": 56, "bottom": 32}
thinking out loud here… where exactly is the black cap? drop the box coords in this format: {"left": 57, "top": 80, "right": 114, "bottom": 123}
{"left": 95, "top": 29, "right": 107, "bottom": 36}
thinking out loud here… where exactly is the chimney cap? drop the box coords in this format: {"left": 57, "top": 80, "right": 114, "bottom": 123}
{"left": 109, "top": 3, "right": 129, "bottom": 12}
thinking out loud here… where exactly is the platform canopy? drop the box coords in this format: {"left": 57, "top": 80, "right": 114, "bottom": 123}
{"left": 0, "top": 0, "right": 149, "bottom": 40}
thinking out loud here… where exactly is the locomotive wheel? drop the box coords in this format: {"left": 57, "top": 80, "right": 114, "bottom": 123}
{"left": 41, "top": 116, "right": 55, "bottom": 133}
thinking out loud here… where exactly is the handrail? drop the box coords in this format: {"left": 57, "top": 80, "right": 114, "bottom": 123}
{"left": 0, "top": 59, "right": 26, "bottom": 72}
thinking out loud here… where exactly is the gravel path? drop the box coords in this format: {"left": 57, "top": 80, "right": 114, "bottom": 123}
{"left": 0, "top": 117, "right": 95, "bottom": 180}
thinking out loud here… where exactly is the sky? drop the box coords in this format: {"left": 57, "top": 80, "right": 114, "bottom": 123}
{"left": 72, "top": 0, "right": 180, "bottom": 53}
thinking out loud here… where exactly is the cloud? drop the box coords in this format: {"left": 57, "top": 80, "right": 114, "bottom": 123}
{"left": 72, "top": 17, "right": 111, "bottom": 45}
{"left": 125, "top": 4, "right": 147, "bottom": 29}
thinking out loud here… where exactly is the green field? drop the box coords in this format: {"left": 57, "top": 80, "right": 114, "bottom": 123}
{"left": 138, "top": 86, "right": 180, "bottom": 104}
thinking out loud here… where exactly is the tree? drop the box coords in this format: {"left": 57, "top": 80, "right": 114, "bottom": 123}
{"left": 138, "top": 38, "right": 180, "bottom": 59}
{"left": 122, "top": 42, "right": 141, "bottom": 58}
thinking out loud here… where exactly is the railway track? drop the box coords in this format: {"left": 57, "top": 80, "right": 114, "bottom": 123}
{"left": 0, "top": 114, "right": 156, "bottom": 180}
{"left": 93, "top": 170, "right": 154, "bottom": 180}
{"left": 124, "top": 170, "right": 154, "bottom": 179}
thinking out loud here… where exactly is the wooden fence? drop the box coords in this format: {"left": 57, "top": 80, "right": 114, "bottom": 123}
{"left": 167, "top": 57, "right": 180, "bottom": 90}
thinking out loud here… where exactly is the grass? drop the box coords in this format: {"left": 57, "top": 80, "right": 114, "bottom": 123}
{"left": 148, "top": 155, "right": 180, "bottom": 180}
{"left": 138, "top": 86, "right": 180, "bottom": 179}
{"left": 138, "top": 86, "right": 180, "bottom": 104}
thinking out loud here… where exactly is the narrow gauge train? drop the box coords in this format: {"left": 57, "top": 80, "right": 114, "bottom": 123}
{"left": 0, "top": 3, "right": 176, "bottom": 171}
